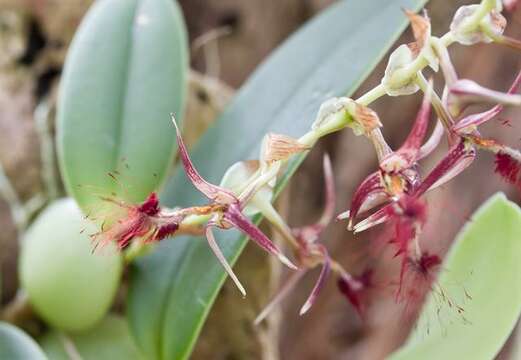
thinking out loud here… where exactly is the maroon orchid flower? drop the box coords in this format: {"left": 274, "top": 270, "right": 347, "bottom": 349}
{"left": 256, "top": 155, "right": 370, "bottom": 321}
{"left": 89, "top": 192, "right": 184, "bottom": 250}
{"left": 340, "top": 87, "right": 433, "bottom": 231}
{"left": 171, "top": 115, "right": 297, "bottom": 297}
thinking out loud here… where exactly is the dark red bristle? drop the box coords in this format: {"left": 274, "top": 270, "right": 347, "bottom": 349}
{"left": 494, "top": 153, "right": 520, "bottom": 187}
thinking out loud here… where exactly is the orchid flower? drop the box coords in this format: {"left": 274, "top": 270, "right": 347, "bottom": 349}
{"left": 339, "top": 87, "right": 433, "bottom": 231}
{"left": 255, "top": 155, "right": 373, "bottom": 322}
{"left": 171, "top": 115, "right": 297, "bottom": 297}
{"left": 89, "top": 192, "right": 184, "bottom": 249}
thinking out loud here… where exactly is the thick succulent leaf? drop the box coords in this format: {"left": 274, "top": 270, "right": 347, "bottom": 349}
{"left": 390, "top": 193, "right": 521, "bottom": 360}
{"left": 40, "top": 315, "right": 143, "bottom": 360}
{"left": 128, "top": 1, "right": 428, "bottom": 359}
{"left": 0, "top": 322, "right": 47, "bottom": 360}
{"left": 57, "top": 0, "right": 188, "bottom": 211}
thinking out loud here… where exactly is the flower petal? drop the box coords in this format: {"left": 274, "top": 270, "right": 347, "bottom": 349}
{"left": 399, "top": 83, "right": 433, "bottom": 155}
{"left": 352, "top": 205, "right": 393, "bottom": 233}
{"left": 449, "top": 78, "right": 521, "bottom": 113}
{"left": 452, "top": 70, "right": 521, "bottom": 132}
{"left": 206, "top": 225, "right": 246, "bottom": 297}
{"left": 299, "top": 245, "right": 331, "bottom": 315}
{"left": 346, "top": 171, "right": 386, "bottom": 230}
{"left": 418, "top": 120, "right": 444, "bottom": 160}
{"left": 171, "top": 114, "right": 236, "bottom": 204}
{"left": 224, "top": 203, "right": 298, "bottom": 270}
{"left": 413, "top": 140, "right": 476, "bottom": 196}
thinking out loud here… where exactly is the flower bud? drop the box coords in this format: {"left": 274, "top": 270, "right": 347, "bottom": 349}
{"left": 450, "top": 5, "right": 506, "bottom": 45}
{"left": 312, "top": 97, "right": 351, "bottom": 134}
{"left": 347, "top": 101, "right": 383, "bottom": 136}
{"left": 405, "top": 10, "right": 438, "bottom": 72}
{"left": 381, "top": 44, "right": 420, "bottom": 96}
{"left": 260, "top": 133, "right": 309, "bottom": 164}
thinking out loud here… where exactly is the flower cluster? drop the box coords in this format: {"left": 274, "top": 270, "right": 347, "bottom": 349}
{"left": 90, "top": 0, "right": 521, "bottom": 320}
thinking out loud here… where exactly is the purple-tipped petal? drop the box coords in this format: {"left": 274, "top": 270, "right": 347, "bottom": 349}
{"left": 449, "top": 78, "right": 521, "bottom": 111}
{"left": 380, "top": 87, "right": 432, "bottom": 172}
{"left": 205, "top": 225, "right": 246, "bottom": 297}
{"left": 400, "top": 86, "right": 433, "bottom": 153}
{"left": 452, "top": 105, "right": 503, "bottom": 133}
{"left": 413, "top": 140, "right": 476, "bottom": 196}
{"left": 352, "top": 205, "right": 393, "bottom": 233}
{"left": 224, "top": 203, "right": 297, "bottom": 270}
{"left": 171, "top": 114, "right": 236, "bottom": 204}
{"left": 346, "top": 171, "right": 386, "bottom": 230}
{"left": 254, "top": 270, "right": 305, "bottom": 325}
{"left": 453, "top": 70, "right": 521, "bottom": 132}
{"left": 299, "top": 245, "right": 331, "bottom": 315}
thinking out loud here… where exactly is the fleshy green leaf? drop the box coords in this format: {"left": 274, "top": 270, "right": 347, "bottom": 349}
{"left": 57, "top": 0, "right": 188, "bottom": 212}
{"left": 0, "top": 322, "right": 47, "bottom": 360}
{"left": 390, "top": 192, "right": 521, "bottom": 360}
{"left": 40, "top": 315, "right": 143, "bottom": 360}
{"left": 128, "top": 1, "right": 428, "bottom": 359}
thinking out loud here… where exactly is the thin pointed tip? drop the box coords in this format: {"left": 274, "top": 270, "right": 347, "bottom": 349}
{"left": 253, "top": 314, "right": 264, "bottom": 326}
{"left": 279, "top": 253, "right": 298, "bottom": 270}
{"left": 299, "top": 301, "right": 312, "bottom": 316}
{"left": 170, "top": 113, "right": 180, "bottom": 130}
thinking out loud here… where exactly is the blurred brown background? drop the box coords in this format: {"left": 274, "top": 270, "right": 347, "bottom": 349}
{"left": 0, "top": 0, "right": 520, "bottom": 359}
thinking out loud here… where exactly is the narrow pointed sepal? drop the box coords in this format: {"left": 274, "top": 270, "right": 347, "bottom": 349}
{"left": 205, "top": 225, "right": 246, "bottom": 297}
{"left": 224, "top": 204, "right": 297, "bottom": 270}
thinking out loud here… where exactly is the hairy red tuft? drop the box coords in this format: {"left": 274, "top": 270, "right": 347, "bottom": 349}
{"left": 138, "top": 192, "right": 160, "bottom": 216}
{"left": 494, "top": 153, "right": 520, "bottom": 189}
{"left": 397, "top": 252, "right": 441, "bottom": 315}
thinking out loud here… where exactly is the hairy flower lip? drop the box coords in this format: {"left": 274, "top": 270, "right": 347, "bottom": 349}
{"left": 89, "top": 192, "right": 185, "bottom": 249}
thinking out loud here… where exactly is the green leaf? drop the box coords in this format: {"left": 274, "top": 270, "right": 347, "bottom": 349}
{"left": 40, "top": 315, "right": 143, "bottom": 360}
{"left": 389, "top": 193, "right": 521, "bottom": 360}
{"left": 0, "top": 322, "right": 47, "bottom": 360}
{"left": 57, "top": 0, "right": 188, "bottom": 211}
{"left": 128, "top": 1, "right": 428, "bottom": 359}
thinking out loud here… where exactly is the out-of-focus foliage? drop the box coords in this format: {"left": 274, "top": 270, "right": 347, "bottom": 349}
{"left": 40, "top": 315, "right": 143, "bottom": 360}
{"left": 0, "top": 322, "right": 46, "bottom": 360}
